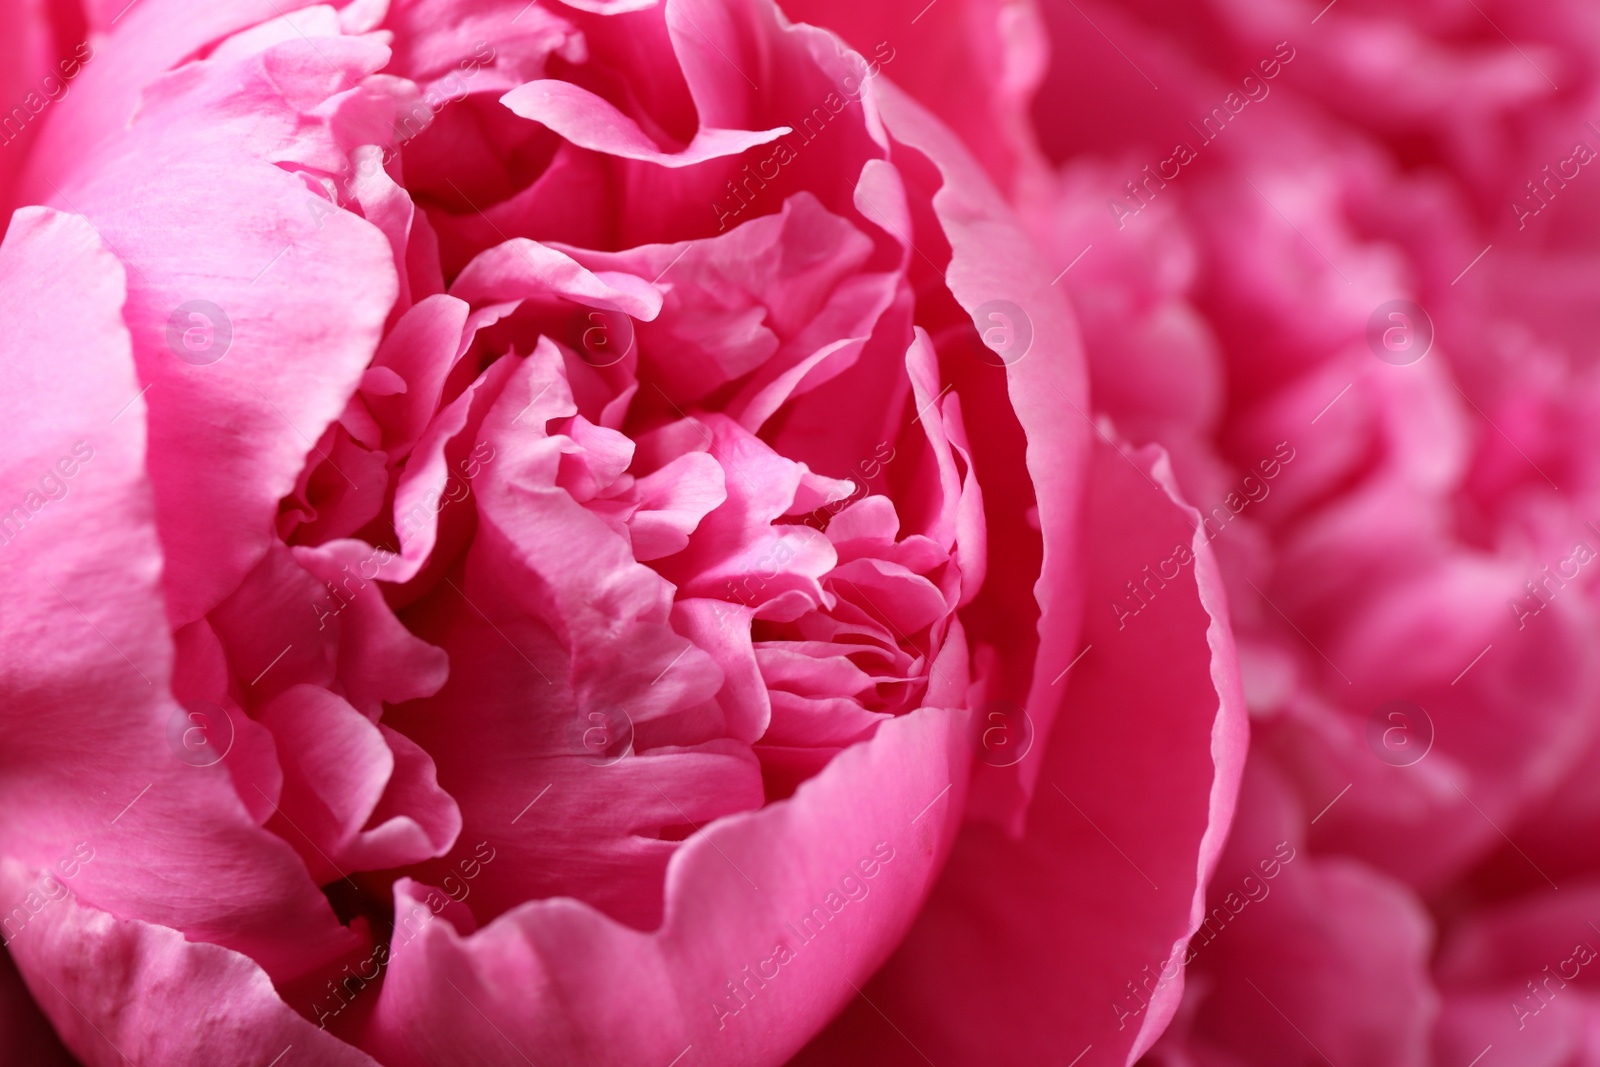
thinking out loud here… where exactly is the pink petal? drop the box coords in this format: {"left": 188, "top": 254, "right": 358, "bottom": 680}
{"left": 1162, "top": 756, "right": 1437, "bottom": 1067}
{"left": 775, "top": 0, "right": 1048, "bottom": 192}
{"left": 257, "top": 685, "right": 460, "bottom": 880}
{"left": 17, "top": 0, "right": 322, "bottom": 197}
{"left": 365, "top": 703, "right": 971, "bottom": 1066}
{"left": 873, "top": 80, "right": 1091, "bottom": 825}
{"left": 38, "top": 42, "right": 400, "bottom": 625}
{"left": 502, "top": 79, "right": 790, "bottom": 166}
{"left": 2, "top": 860, "right": 380, "bottom": 1067}
{"left": 795, "top": 436, "right": 1248, "bottom": 1065}
{"left": 0, "top": 940, "right": 72, "bottom": 1066}
{"left": 0, "top": 208, "right": 356, "bottom": 982}
{"left": 628, "top": 451, "right": 728, "bottom": 561}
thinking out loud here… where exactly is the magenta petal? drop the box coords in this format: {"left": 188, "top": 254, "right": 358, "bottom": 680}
{"left": 449, "top": 237, "right": 663, "bottom": 318}
{"left": 1165, "top": 756, "right": 1437, "bottom": 1067}
{"left": 365, "top": 704, "right": 970, "bottom": 1066}
{"left": 1190, "top": 856, "right": 1438, "bottom": 1067}
{"left": 873, "top": 80, "right": 1091, "bottom": 824}
{"left": 0, "top": 929, "right": 72, "bottom": 1066}
{"left": 2, "top": 861, "right": 380, "bottom": 1067}
{"left": 0, "top": 208, "right": 356, "bottom": 982}
{"left": 388, "top": 355, "right": 518, "bottom": 586}
{"left": 44, "top": 122, "right": 398, "bottom": 625}
{"left": 502, "top": 79, "right": 790, "bottom": 166}
{"left": 797, "top": 436, "right": 1247, "bottom": 1065}
{"left": 673, "top": 598, "right": 771, "bottom": 744}
{"left": 629, "top": 451, "right": 728, "bottom": 561}
{"left": 17, "top": 0, "right": 324, "bottom": 195}
{"left": 365, "top": 293, "right": 474, "bottom": 458}
{"left": 0, "top": 0, "right": 55, "bottom": 222}
{"left": 294, "top": 540, "right": 451, "bottom": 715}
{"left": 258, "top": 685, "right": 460, "bottom": 881}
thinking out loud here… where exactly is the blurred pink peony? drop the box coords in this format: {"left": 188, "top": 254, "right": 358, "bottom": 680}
{"left": 1012, "top": 0, "right": 1600, "bottom": 1063}
{"left": 0, "top": 0, "right": 1247, "bottom": 1064}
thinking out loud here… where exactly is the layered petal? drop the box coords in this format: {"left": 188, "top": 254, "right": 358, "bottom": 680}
{"left": 0, "top": 208, "right": 356, "bottom": 983}
{"left": 2, "top": 860, "right": 380, "bottom": 1067}
{"left": 797, "top": 436, "right": 1247, "bottom": 1066}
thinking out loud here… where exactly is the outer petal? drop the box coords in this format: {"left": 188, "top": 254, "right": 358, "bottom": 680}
{"left": 41, "top": 37, "right": 400, "bottom": 626}
{"left": 1, "top": 861, "right": 379, "bottom": 1067}
{"left": 873, "top": 77, "right": 1090, "bottom": 825}
{"left": 796, "top": 436, "right": 1247, "bottom": 1066}
{"left": 18, "top": 0, "right": 323, "bottom": 197}
{"left": 0, "top": 208, "right": 356, "bottom": 980}
{"left": 365, "top": 700, "right": 972, "bottom": 1066}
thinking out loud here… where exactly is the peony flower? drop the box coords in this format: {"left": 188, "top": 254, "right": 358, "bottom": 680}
{"left": 1013, "top": 0, "right": 1600, "bottom": 1063}
{"left": 0, "top": 0, "right": 1246, "bottom": 1064}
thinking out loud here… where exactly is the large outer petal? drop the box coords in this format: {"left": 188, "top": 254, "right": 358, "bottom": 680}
{"left": 38, "top": 41, "right": 400, "bottom": 626}
{"left": 871, "top": 77, "right": 1090, "bottom": 826}
{"left": 2, "top": 859, "right": 379, "bottom": 1067}
{"left": 17, "top": 0, "right": 323, "bottom": 200}
{"left": 365, "top": 697, "right": 972, "bottom": 1066}
{"left": 796, "top": 437, "right": 1247, "bottom": 1066}
{"left": 0, "top": 208, "right": 356, "bottom": 982}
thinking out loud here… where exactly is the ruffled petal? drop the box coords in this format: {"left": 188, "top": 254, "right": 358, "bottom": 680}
{"left": 0, "top": 208, "right": 357, "bottom": 983}
{"left": 796, "top": 436, "right": 1247, "bottom": 1065}
{"left": 366, "top": 702, "right": 970, "bottom": 1066}
{"left": 2, "top": 860, "right": 381, "bottom": 1067}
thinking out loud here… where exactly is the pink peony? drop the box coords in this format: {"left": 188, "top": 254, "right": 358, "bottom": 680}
{"left": 0, "top": 0, "right": 1245, "bottom": 1064}
{"left": 1014, "top": 0, "right": 1600, "bottom": 1063}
